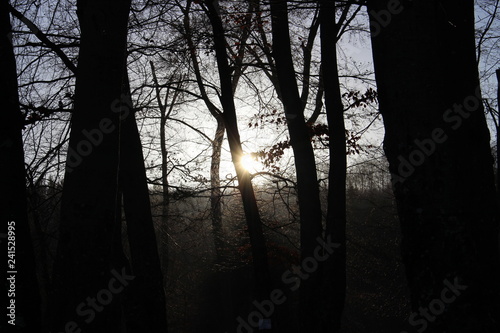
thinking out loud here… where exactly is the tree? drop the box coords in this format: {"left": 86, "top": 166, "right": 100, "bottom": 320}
{"left": 180, "top": 0, "right": 228, "bottom": 264}
{"left": 0, "top": 1, "right": 42, "bottom": 331}
{"left": 319, "top": 0, "right": 348, "bottom": 331}
{"left": 497, "top": 69, "right": 500, "bottom": 200}
{"left": 51, "top": 0, "right": 167, "bottom": 332}
{"left": 119, "top": 76, "right": 169, "bottom": 332}
{"left": 203, "top": 0, "right": 272, "bottom": 304}
{"left": 269, "top": 0, "right": 324, "bottom": 330}
{"left": 368, "top": 0, "right": 500, "bottom": 330}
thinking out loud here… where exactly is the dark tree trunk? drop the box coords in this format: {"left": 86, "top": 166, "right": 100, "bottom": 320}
{"left": 497, "top": 69, "right": 500, "bottom": 257}
{"left": 119, "top": 79, "right": 169, "bottom": 332}
{"left": 497, "top": 69, "right": 500, "bottom": 204}
{"left": 319, "top": 0, "right": 346, "bottom": 331}
{"left": 368, "top": 1, "right": 500, "bottom": 331}
{"left": 0, "top": 2, "right": 42, "bottom": 331}
{"left": 269, "top": 0, "right": 323, "bottom": 331}
{"left": 204, "top": 0, "right": 272, "bottom": 304}
{"left": 51, "top": 1, "right": 132, "bottom": 332}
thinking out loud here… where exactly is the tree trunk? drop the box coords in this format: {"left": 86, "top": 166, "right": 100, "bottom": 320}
{"left": 204, "top": 0, "right": 272, "bottom": 304}
{"left": 211, "top": 116, "right": 226, "bottom": 264}
{"left": 269, "top": 1, "right": 323, "bottom": 331}
{"left": 496, "top": 69, "right": 500, "bottom": 203}
{"left": 119, "top": 76, "right": 169, "bottom": 332}
{"left": 368, "top": 1, "right": 500, "bottom": 331}
{"left": 159, "top": 79, "right": 170, "bottom": 239}
{"left": 182, "top": 0, "right": 226, "bottom": 265}
{"left": 51, "top": 0, "right": 132, "bottom": 332}
{"left": 150, "top": 61, "right": 176, "bottom": 276}
{"left": 0, "top": 2, "right": 42, "bottom": 331}
{"left": 319, "top": 0, "right": 346, "bottom": 331}
{"left": 497, "top": 68, "right": 500, "bottom": 258}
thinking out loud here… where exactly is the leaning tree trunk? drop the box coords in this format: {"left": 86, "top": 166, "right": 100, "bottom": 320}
{"left": 368, "top": 1, "right": 500, "bottom": 331}
{"left": 319, "top": 0, "right": 347, "bottom": 331}
{"left": 269, "top": 1, "right": 324, "bottom": 331}
{"left": 51, "top": 0, "right": 132, "bottom": 332}
{"left": 0, "top": 2, "right": 41, "bottom": 332}
{"left": 119, "top": 77, "right": 169, "bottom": 332}
{"left": 204, "top": 0, "right": 272, "bottom": 305}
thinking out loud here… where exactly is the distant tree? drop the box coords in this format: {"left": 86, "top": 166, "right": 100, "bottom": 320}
{"left": 180, "top": 0, "right": 228, "bottom": 264}
{"left": 368, "top": 0, "right": 500, "bottom": 330}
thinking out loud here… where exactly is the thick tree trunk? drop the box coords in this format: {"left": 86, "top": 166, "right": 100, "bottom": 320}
{"left": 51, "top": 1, "right": 132, "bottom": 332}
{"left": 368, "top": 1, "right": 500, "bottom": 331}
{"left": 204, "top": 0, "right": 272, "bottom": 304}
{"left": 0, "top": 2, "right": 42, "bottom": 331}
{"left": 319, "top": 0, "right": 346, "bottom": 331}
{"left": 269, "top": 1, "right": 323, "bottom": 331}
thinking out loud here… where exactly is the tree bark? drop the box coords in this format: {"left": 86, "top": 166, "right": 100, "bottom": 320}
{"left": 0, "top": 2, "right": 42, "bottom": 331}
{"left": 319, "top": 0, "right": 347, "bottom": 331}
{"left": 269, "top": 1, "right": 324, "bottom": 331}
{"left": 368, "top": 1, "right": 500, "bottom": 331}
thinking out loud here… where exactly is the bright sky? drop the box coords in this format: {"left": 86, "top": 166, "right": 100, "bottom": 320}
{"left": 17, "top": 1, "right": 499, "bottom": 190}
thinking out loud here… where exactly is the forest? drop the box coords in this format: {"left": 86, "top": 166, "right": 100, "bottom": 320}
{"left": 1, "top": 0, "right": 500, "bottom": 332}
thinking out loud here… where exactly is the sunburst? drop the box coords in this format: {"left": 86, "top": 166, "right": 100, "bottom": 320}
{"left": 240, "top": 153, "right": 262, "bottom": 173}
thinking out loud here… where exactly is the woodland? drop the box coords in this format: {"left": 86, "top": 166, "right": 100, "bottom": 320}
{"left": 1, "top": 0, "right": 500, "bottom": 332}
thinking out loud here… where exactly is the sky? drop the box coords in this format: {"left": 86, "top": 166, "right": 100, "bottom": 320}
{"left": 14, "top": 0, "right": 500, "bottom": 191}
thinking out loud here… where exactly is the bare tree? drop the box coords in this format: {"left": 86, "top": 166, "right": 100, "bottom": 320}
{"left": 318, "top": 0, "right": 350, "bottom": 331}
{"left": 203, "top": 0, "right": 272, "bottom": 303}
{"left": 269, "top": 1, "right": 323, "bottom": 330}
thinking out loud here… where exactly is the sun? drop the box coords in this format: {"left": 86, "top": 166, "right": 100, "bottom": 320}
{"left": 240, "top": 153, "right": 262, "bottom": 173}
